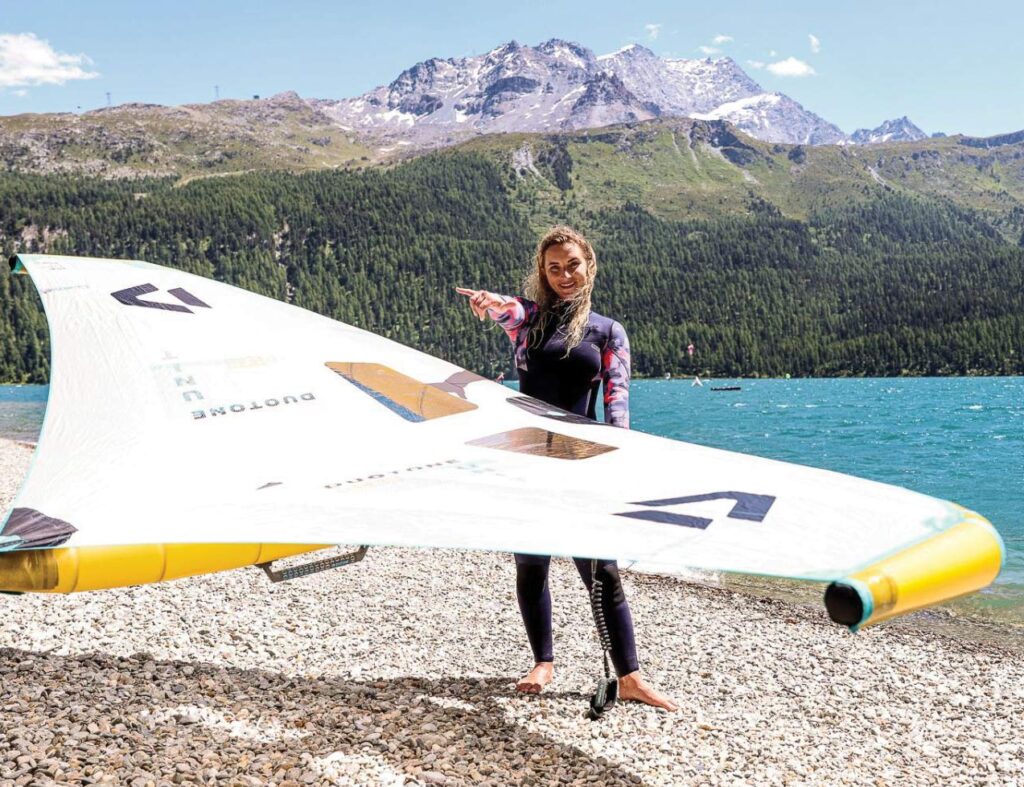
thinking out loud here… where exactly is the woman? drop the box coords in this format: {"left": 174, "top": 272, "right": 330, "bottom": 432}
{"left": 456, "top": 225, "right": 678, "bottom": 712}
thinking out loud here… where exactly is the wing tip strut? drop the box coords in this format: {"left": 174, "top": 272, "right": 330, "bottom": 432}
{"left": 825, "top": 508, "right": 1005, "bottom": 631}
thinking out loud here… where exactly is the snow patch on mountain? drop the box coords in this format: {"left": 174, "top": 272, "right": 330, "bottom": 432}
{"left": 695, "top": 93, "right": 845, "bottom": 145}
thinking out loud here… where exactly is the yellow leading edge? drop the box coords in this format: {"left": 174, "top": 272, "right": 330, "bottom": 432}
{"left": 825, "top": 509, "right": 1004, "bottom": 630}
{"left": 0, "top": 543, "right": 327, "bottom": 593}
{"left": 0, "top": 508, "right": 1004, "bottom": 637}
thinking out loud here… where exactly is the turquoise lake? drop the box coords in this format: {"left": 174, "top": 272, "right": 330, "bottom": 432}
{"left": 1, "top": 378, "right": 1021, "bottom": 617}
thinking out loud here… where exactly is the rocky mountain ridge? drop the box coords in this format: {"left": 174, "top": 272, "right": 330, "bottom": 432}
{"left": 0, "top": 91, "right": 371, "bottom": 178}
{"left": 315, "top": 39, "right": 847, "bottom": 147}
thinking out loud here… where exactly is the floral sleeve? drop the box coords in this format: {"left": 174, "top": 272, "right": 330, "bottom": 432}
{"left": 490, "top": 296, "right": 537, "bottom": 372}
{"left": 601, "top": 321, "right": 630, "bottom": 428}
{"left": 488, "top": 295, "right": 528, "bottom": 335}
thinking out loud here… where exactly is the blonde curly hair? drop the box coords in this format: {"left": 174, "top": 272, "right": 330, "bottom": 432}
{"left": 523, "top": 225, "right": 597, "bottom": 354}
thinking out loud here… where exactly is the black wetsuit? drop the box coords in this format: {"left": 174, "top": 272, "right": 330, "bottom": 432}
{"left": 493, "top": 298, "right": 638, "bottom": 676}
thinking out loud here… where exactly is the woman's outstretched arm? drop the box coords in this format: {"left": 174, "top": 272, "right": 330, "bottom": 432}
{"left": 454, "top": 287, "right": 532, "bottom": 340}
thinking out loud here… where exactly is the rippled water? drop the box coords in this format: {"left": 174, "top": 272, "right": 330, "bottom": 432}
{"left": 0, "top": 385, "right": 48, "bottom": 443}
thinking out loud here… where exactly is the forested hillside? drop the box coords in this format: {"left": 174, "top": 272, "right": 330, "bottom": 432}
{"left": 1, "top": 149, "right": 1022, "bottom": 382}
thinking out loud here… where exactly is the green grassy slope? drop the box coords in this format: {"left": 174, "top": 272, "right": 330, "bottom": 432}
{"left": 456, "top": 119, "right": 1024, "bottom": 243}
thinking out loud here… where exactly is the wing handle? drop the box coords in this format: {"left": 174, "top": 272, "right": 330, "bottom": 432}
{"left": 258, "top": 545, "right": 369, "bottom": 583}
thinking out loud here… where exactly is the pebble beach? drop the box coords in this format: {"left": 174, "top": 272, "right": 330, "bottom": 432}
{"left": 1, "top": 437, "right": 1022, "bottom": 786}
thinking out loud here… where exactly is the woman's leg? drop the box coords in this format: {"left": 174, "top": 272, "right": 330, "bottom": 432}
{"left": 573, "top": 558, "right": 678, "bottom": 710}
{"left": 573, "top": 558, "right": 639, "bottom": 676}
{"left": 514, "top": 553, "right": 555, "bottom": 692}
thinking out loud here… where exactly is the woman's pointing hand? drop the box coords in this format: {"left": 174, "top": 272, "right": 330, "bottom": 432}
{"left": 455, "top": 288, "right": 518, "bottom": 321}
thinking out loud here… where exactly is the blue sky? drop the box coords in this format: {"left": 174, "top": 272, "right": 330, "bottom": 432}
{"left": 1, "top": 0, "right": 1021, "bottom": 137}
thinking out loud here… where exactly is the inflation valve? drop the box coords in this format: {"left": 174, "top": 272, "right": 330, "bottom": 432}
{"left": 258, "top": 545, "right": 369, "bottom": 583}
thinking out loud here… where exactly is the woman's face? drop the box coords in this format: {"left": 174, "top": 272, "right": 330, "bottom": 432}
{"left": 543, "top": 242, "right": 588, "bottom": 300}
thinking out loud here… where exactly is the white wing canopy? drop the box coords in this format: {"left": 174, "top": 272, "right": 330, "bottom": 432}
{"left": 0, "top": 255, "right": 1002, "bottom": 616}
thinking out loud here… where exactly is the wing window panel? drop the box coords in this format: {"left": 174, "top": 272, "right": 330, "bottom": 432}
{"left": 327, "top": 362, "right": 478, "bottom": 421}
{"left": 467, "top": 427, "right": 617, "bottom": 460}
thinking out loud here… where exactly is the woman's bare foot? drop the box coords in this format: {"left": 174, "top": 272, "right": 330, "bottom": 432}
{"left": 618, "top": 671, "right": 679, "bottom": 711}
{"left": 516, "top": 661, "right": 554, "bottom": 694}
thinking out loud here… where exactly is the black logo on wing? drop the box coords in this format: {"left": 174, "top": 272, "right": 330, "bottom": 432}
{"left": 616, "top": 491, "right": 776, "bottom": 530}
{"left": 111, "top": 284, "right": 211, "bottom": 314}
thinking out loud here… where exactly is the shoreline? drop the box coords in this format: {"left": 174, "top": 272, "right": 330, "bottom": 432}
{"left": 631, "top": 564, "right": 1024, "bottom": 652}
{"left": 1, "top": 438, "right": 1024, "bottom": 784}
{"left": 715, "top": 571, "right": 1024, "bottom": 652}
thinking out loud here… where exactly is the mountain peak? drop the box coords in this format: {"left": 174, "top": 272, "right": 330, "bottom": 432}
{"left": 487, "top": 40, "right": 525, "bottom": 58}
{"left": 851, "top": 116, "right": 927, "bottom": 144}
{"left": 538, "top": 38, "right": 589, "bottom": 55}
{"left": 599, "top": 42, "right": 657, "bottom": 59}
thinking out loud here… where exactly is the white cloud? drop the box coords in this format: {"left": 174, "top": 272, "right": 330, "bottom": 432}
{"left": 12, "top": 88, "right": 27, "bottom": 96}
{"left": 809, "top": 34, "right": 821, "bottom": 53}
{"left": 766, "top": 56, "right": 816, "bottom": 77}
{"left": 645, "top": 24, "right": 662, "bottom": 40}
{"left": 0, "top": 32, "right": 99, "bottom": 88}
{"left": 698, "top": 45, "right": 720, "bottom": 55}
{"left": 746, "top": 60, "right": 765, "bottom": 69}
{"left": 769, "top": 49, "right": 778, "bottom": 57}
{"left": 712, "top": 34, "right": 733, "bottom": 45}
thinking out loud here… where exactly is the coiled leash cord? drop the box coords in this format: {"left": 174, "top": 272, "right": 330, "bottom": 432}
{"left": 587, "top": 558, "right": 618, "bottom": 719}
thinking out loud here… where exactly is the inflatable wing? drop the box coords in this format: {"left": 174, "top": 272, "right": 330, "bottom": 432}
{"left": 0, "top": 255, "right": 1004, "bottom": 630}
